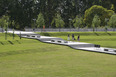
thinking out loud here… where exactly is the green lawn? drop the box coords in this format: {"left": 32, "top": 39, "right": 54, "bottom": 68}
{"left": 39, "top": 32, "right": 116, "bottom": 48}
{"left": 0, "top": 32, "right": 116, "bottom": 77}
{"left": 54, "top": 35, "right": 116, "bottom": 48}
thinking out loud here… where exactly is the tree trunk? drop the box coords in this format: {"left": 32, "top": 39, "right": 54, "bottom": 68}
{"left": 96, "top": 27, "right": 97, "bottom": 32}
{"left": 105, "top": 27, "right": 107, "bottom": 32}
{"left": 113, "top": 27, "right": 115, "bottom": 31}
{"left": 20, "top": 32, "right": 21, "bottom": 39}
{"left": 13, "top": 29, "right": 14, "bottom": 40}
{"left": 5, "top": 28, "right": 7, "bottom": 40}
{"left": 93, "top": 27, "right": 95, "bottom": 32}
{"left": 2, "top": 26, "right": 3, "bottom": 33}
{"left": 41, "top": 28, "right": 42, "bottom": 33}
{"left": 59, "top": 28, "right": 60, "bottom": 32}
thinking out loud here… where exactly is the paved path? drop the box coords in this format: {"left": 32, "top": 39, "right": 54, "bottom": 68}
{"left": 8, "top": 31, "right": 116, "bottom": 55}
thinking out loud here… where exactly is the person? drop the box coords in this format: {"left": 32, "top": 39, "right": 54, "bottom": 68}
{"left": 72, "top": 34, "right": 75, "bottom": 40}
{"left": 77, "top": 35, "right": 80, "bottom": 41}
{"left": 33, "top": 28, "right": 35, "bottom": 32}
{"left": 67, "top": 34, "right": 70, "bottom": 40}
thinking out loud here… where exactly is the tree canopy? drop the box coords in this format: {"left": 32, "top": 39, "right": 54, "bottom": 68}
{"left": 36, "top": 12, "right": 45, "bottom": 28}
{"left": 84, "top": 5, "right": 114, "bottom": 27}
{"left": 92, "top": 14, "right": 101, "bottom": 31}
{"left": 108, "top": 14, "right": 116, "bottom": 29}
{"left": 51, "top": 13, "right": 65, "bottom": 28}
{"left": 73, "top": 15, "right": 83, "bottom": 28}
{"left": 0, "top": 0, "right": 116, "bottom": 29}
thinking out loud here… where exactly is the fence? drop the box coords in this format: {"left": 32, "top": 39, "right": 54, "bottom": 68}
{"left": 0, "top": 28, "right": 4, "bottom": 32}
{"left": 0, "top": 28, "right": 116, "bottom": 32}
{"left": 25, "top": 28, "right": 116, "bottom": 32}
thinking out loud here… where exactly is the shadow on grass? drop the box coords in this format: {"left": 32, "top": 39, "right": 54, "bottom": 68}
{"left": 16, "top": 40, "right": 21, "bottom": 44}
{"left": 40, "top": 32, "right": 50, "bottom": 36}
{"left": 0, "top": 41, "right": 4, "bottom": 45}
{"left": 8, "top": 33, "right": 12, "bottom": 36}
{"left": 8, "top": 40, "right": 14, "bottom": 45}
{"left": 94, "top": 32, "right": 99, "bottom": 36}
{"left": 106, "top": 32, "right": 111, "bottom": 36}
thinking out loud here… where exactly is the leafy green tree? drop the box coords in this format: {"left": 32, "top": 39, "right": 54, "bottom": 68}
{"left": 104, "top": 18, "right": 109, "bottom": 32}
{"left": 57, "top": 0, "right": 78, "bottom": 28}
{"left": 1, "top": 0, "right": 116, "bottom": 29}
{"left": 0, "top": 17, "right": 5, "bottom": 33}
{"left": 84, "top": 5, "right": 114, "bottom": 27}
{"left": 0, "top": 15, "right": 10, "bottom": 40}
{"left": 51, "top": 13, "right": 65, "bottom": 32}
{"left": 92, "top": 14, "right": 101, "bottom": 32}
{"left": 36, "top": 12, "right": 45, "bottom": 32}
{"left": 108, "top": 14, "right": 116, "bottom": 31}
{"left": 73, "top": 15, "right": 83, "bottom": 29}
{"left": 3, "top": 15, "right": 10, "bottom": 40}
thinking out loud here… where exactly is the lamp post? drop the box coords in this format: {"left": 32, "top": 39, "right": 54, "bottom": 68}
{"left": 59, "top": 19, "right": 61, "bottom": 32}
{"left": 33, "top": 19, "right": 36, "bottom": 32}
{"left": 105, "top": 18, "right": 109, "bottom": 32}
{"left": 12, "top": 20, "right": 15, "bottom": 40}
{"left": 5, "top": 20, "right": 7, "bottom": 40}
{"left": 69, "top": 18, "right": 72, "bottom": 32}
{"left": 20, "top": 31, "right": 21, "bottom": 39}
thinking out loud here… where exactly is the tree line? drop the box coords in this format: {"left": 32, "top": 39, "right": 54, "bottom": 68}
{"left": 0, "top": 0, "right": 116, "bottom": 30}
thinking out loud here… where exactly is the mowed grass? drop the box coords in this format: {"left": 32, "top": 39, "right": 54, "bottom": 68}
{"left": 39, "top": 32, "right": 116, "bottom": 48}
{"left": 57, "top": 36, "right": 116, "bottom": 48}
{"left": 0, "top": 32, "right": 116, "bottom": 77}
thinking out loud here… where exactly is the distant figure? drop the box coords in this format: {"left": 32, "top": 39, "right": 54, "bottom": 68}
{"left": 33, "top": 28, "right": 35, "bottom": 32}
{"left": 67, "top": 34, "right": 70, "bottom": 40}
{"left": 72, "top": 34, "right": 75, "bottom": 40}
{"left": 77, "top": 35, "right": 80, "bottom": 41}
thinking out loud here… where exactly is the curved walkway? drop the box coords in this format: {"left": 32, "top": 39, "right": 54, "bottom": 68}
{"left": 8, "top": 31, "right": 116, "bottom": 55}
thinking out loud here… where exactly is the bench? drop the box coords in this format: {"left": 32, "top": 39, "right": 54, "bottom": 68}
{"left": 51, "top": 39, "right": 67, "bottom": 43}
{"left": 104, "top": 49, "right": 109, "bottom": 51}
{"left": 27, "top": 35, "right": 40, "bottom": 38}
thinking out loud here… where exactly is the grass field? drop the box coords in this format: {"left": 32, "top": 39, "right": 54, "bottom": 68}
{"left": 0, "top": 32, "right": 116, "bottom": 77}
{"left": 39, "top": 32, "right": 116, "bottom": 48}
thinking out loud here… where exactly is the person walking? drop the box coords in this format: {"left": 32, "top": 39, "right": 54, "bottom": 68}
{"left": 67, "top": 34, "right": 70, "bottom": 40}
{"left": 33, "top": 28, "right": 35, "bottom": 32}
{"left": 72, "top": 34, "right": 75, "bottom": 40}
{"left": 77, "top": 35, "right": 80, "bottom": 41}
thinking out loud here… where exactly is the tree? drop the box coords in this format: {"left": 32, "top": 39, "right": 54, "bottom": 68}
{"left": 92, "top": 14, "right": 101, "bottom": 32}
{"left": 0, "top": 17, "right": 5, "bottom": 33}
{"left": 84, "top": 5, "right": 114, "bottom": 27}
{"left": 12, "top": 20, "right": 15, "bottom": 39}
{"left": 0, "top": 15, "right": 10, "bottom": 40}
{"left": 1, "top": 0, "right": 116, "bottom": 29}
{"left": 51, "top": 13, "right": 65, "bottom": 32}
{"left": 108, "top": 14, "right": 116, "bottom": 31}
{"left": 3, "top": 15, "right": 10, "bottom": 40}
{"left": 36, "top": 12, "right": 45, "bottom": 32}
{"left": 105, "top": 18, "right": 109, "bottom": 32}
{"left": 101, "top": 0, "right": 112, "bottom": 10}
{"left": 73, "top": 15, "right": 83, "bottom": 29}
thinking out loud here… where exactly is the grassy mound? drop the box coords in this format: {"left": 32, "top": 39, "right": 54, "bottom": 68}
{"left": 38, "top": 32, "right": 116, "bottom": 48}
{"left": 0, "top": 32, "right": 116, "bottom": 77}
